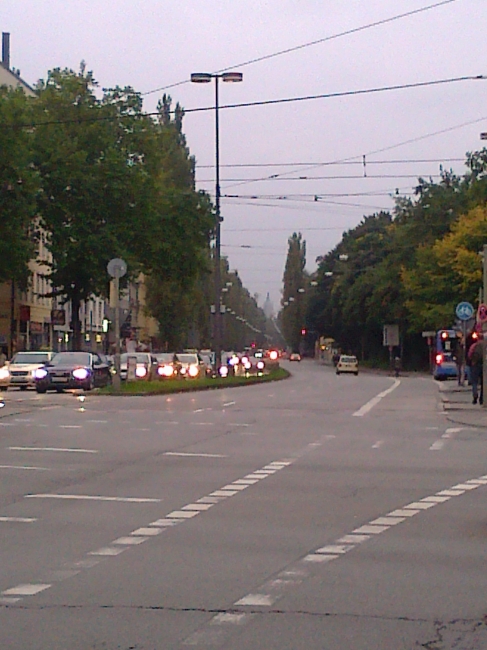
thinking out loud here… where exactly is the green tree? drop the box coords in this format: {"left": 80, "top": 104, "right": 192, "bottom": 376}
{"left": 281, "top": 233, "right": 307, "bottom": 351}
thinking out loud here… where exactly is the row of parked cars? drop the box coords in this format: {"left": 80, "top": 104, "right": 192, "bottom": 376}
{"left": 0, "top": 350, "right": 216, "bottom": 393}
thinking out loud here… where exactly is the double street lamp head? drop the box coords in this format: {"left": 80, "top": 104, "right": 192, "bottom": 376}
{"left": 191, "top": 72, "right": 243, "bottom": 83}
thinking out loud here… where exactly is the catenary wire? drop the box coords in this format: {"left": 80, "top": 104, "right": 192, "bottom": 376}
{"left": 141, "top": 0, "right": 459, "bottom": 96}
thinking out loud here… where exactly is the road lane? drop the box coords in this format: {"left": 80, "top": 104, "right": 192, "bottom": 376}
{"left": 1, "top": 361, "right": 487, "bottom": 648}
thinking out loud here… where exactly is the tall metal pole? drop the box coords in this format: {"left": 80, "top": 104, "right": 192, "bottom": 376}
{"left": 482, "top": 244, "right": 487, "bottom": 405}
{"left": 113, "top": 275, "right": 121, "bottom": 391}
{"left": 214, "top": 76, "right": 222, "bottom": 371}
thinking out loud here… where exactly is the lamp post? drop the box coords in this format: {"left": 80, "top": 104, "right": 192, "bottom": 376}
{"left": 191, "top": 71, "right": 243, "bottom": 371}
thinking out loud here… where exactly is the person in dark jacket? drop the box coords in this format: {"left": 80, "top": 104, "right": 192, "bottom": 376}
{"left": 468, "top": 334, "right": 484, "bottom": 405}
{"left": 454, "top": 334, "right": 466, "bottom": 386}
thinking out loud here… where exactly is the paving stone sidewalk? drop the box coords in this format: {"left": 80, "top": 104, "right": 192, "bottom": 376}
{"left": 438, "top": 381, "right": 487, "bottom": 428}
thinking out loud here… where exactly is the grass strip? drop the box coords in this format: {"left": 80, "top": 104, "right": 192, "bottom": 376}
{"left": 97, "top": 367, "right": 290, "bottom": 396}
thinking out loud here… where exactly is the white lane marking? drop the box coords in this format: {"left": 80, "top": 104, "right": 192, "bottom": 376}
{"left": 193, "top": 408, "right": 204, "bottom": 413}
{"left": 315, "top": 545, "right": 354, "bottom": 555}
{"left": 234, "top": 594, "right": 275, "bottom": 606}
{"left": 223, "top": 401, "right": 236, "bottom": 407}
{"left": 443, "top": 427, "right": 462, "bottom": 438}
{"left": 467, "top": 479, "right": 487, "bottom": 485}
{"left": 87, "top": 420, "right": 107, "bottom": 423}
{"left": 25, "top": 494, "right": 160, "bottom": 503}
{"left": 425, "top": 427, "right": 439, "bottom": 430}
{"left": 222, "top": 484, "right": 248, "bottom": 491}
{"left": 372, "top": 440, "right": 383, "bottom": 449}
{"left": 112, "top": 536, "right": 148, "bottom": 545}
{"left": 337, "top": 534, "right": 370, "bottom": 544}
{"left": 196, "top": 496, "right": 221, "bottom": 503}
{"left": 0, "top": 465, "right": 50, "bottom": 471}
{"left": 89, "top": 547, "right": 126, "bottom": 556}
{"left": 2, "top": 584, "right": 51, "bottom": 596}
{"left": 353, "top": 524, "right": 389, "bottom": 534}
{"left": 9, "top": 447, "right": 98, "bottom": 454}
{"left": 228, "top": 423, "right": 250, "bottom": 427}
{"left": 14, "top": 418, "right": 32, "bottom": 422}
{"left": 437, "top": 489, "right": 465, "bottom": 496}
{"left": 149, "top": 519, "right": 181, "bottom": 527}
{"left": 0, "top": 517, "right": 37, "bottom": 523}
{"left": 303, "top": 553, "right": 339, "bottom": 563}
{"left": 388, "top": 508, "right": 419, "bottom": 517}
{"left": 166, "top": 510, "right": 199, "bottom": 519}
{"left": 212, "top": 613, "right": 247, "bottom": 625}
{"left": 59, "top": 425, "right": 82, "bottom": 429}
{"left": 192, "top": 423, "right": 213, "bottom": 426}
{"left": 452, "top": 483, "right": 479, "bottom": 491}
{"left": 232, "top": 479, "right": 259, "bottom": 485}
{"left": 430, "top": 440, "right": 445, "bottom": 450}
{"left": 0, "top": 597, "right": 21, "bottom": 604}
{"left": 353, "top": 379, "right": 400, "bottom": 417}
{"left": 421, "top": 496, "right": 451, "bottom": 503}
{"left": 244, "top": 474, "right": 266, "bottom": 480}
{"left": 155, "top": 421, "right": 179, "bottom": 425}
{"left": 182, "top": 503, "right": 214, "bottom": 511}
{"left": 164, "top": 452, "right": 227, "bottom": 458}
{"left": 130, "top": 527, "right": 162, "bottom": 536}
{"left": 369, "top": 516, "right": 405, "bottom": 526}
{"left": 209, "top": 490, "right": 238, "bottom": 497}
{"left": 0, "top": 423, "right": 14, "bottom": 427}
{"left": 405, "top": 502, "right": 436, "bottom": 510}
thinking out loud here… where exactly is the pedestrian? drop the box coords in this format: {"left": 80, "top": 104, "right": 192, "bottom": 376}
{"left": 394, "top": 356, "right": 401, "bottom": 378}
{"left": 454, "top": 334, "right": 466, "bottom": 386}
{"left": 467, "top": 334, "right": 484, "bottom": 405}
{"left": 0, "top": 348, "right": 6, "bottom": 368}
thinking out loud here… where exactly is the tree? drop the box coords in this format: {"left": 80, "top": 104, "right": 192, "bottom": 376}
{"left": 0, "top": 86, "right": 38, "bottom": 285}
{"left": 281, "top": 233, "right": 307, "bottom": 351}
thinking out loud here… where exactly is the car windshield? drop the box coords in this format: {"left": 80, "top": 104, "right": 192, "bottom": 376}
{"left": 176, "top": 354, "right": 198, "bottom": 364}
{"left": 51, "top": 353, "right": 91, "bottom": 366}
{"left": 341, "top": 356, "right": 357, "bottom": 363}
{"left": 11, "top": 353, "right": 51, "bottom": 364}
{"left": 156, "top": 354, "right": 174, "bottom": 363}
{"left": 120, "top": 353, "right": 149, "bottom": 364}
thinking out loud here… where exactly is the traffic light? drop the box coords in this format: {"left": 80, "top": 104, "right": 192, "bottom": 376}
{"left": 301, "top": 328, "right": 306, "bottom": 336}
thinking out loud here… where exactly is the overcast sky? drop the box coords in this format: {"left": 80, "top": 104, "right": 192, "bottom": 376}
{"left": 2, "top": 0, "right": 487, "bottom": 309}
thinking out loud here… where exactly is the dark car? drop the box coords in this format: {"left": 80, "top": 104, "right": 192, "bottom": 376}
{"left": 34, "top": 352, "right": 112, "bottom": 393}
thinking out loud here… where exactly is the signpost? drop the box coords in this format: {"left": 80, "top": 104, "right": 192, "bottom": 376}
{"left": 383, "top": 324, "right": 400, "bottom": 373}
{"left": 107, "top": 258, "right": 127, "bottom": 391}
{"left": 456, "top": 303, "right": 474, "bottom": 385}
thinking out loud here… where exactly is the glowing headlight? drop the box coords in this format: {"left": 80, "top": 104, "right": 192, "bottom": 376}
{"left": 241, "top": 356, "right": 249, "bottom": 365}
{"left": 72, "top": 367, "right": 89, "bottom": 380}
{"left": 34, "top": 368, "right": 47, "bottom": 380}
{"left": 135, "top": 366, "right": 148, "bottom": 378}
{"left": 188, "top": 365, "right": 199, "bottom": 378}
{"left": 0, "top": 367, "right": 10, "bottom": 380}
{"left": 180, "top": 367, "right": 187, "bottom": 375}
{"left": 219, "top": 365, "right": 229, "bottom": 377}
{"left": 269, "top": 350, "right": 278, "bottom": 360}
{"left": 256, "top": 361, "right": 265, "bottom": 370}
{"left": 229, "top": 356, "right": 239, "bottom": 366}
{"left": 158, "top": 365, "right": 174, "bottom": 377}
{"left": 244, "top": 361, "right": 251, "bottom": 370}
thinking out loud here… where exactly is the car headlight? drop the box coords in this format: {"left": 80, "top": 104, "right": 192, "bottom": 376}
{"left": 188, "top": 365, "right": 199, "bottom": 378}
{"left": 180, "top": 367, "right": 187, "bottom": 375}
{"left": 257, "top": 361, "right": 265, "bottom": 370}
{"left": 269, "top": 350, "right": 278, "bottom": 360}
{"left": 241, "top": 356, "right": 249, "bottom": 365}
{"left": 244, "top": 361, "right": 251, "bottom": 370}
{"left": 135, "top": 366, "right": 148, "bottom": 378}
{"left": 72, "top": 368, "right": 89, "bottom": 380}
{"left": 219, "top": 365, "right": 229, "bottom": 377}
{"left": 0, "top": 367, "right": 10, "bottom": 380}
{"left": 229, "top": 356, "right": 239, "bottom": 366}
{"left": 34, "top": 368, "right": 47, "bottom": 380}
{"left": 158, "top": 365, "right": 174, "bottom": 377}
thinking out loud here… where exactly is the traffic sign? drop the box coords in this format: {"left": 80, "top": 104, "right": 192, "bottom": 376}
{"left": 107, "top": 258, "right": 127, "bottom": 279}
{"left": 455, "top": 301, "right": 474, "bottom": 321}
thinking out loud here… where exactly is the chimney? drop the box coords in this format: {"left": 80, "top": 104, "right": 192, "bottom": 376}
{"left": 2, "top": 32, "right": 10, "bottom": 70}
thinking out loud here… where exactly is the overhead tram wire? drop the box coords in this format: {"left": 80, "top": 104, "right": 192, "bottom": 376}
{"left": 222, "top": 113, "right": 487, "bottom": 190}
{"left": 201, "top": 173, "right": 443, "bottom": 182}
{"left": 141, "top": 0, "right": 459, "bottom": 96}
{"left": 2, "top": 75, "right": 484, "bottom": 130}
{"left": 197, "top": 157, "right": 465, "bottom": 169}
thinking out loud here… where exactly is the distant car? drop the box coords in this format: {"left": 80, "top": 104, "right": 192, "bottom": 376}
{"left": 433, "top": 352, "right": 457, "bottom": 381}
{"left": 8, "top": 351, "right": 55, "bottom": 390}
{"left": 336, "top": 355, "right": 359, "bottom": 376}
{"left": 34, "top": 352, "right": 112, "bottom": 393}
{"left": 120, "top": 353, "right": 158, "bottom": 381}
{"left": 289, "top": 353, "right": 301, "bottom": 362}
{"left": 0, "top": 364, "right": 10, "bottom": 390}
{"left": 176, "top": 353, "right": 202, "bottom": 379}
{"left": 155, "top": 353, "right": 179, "bottom": 379}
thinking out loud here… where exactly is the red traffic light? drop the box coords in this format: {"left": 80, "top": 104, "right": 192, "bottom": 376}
{"left": 301, "top": 328, "right": 306, "bottom": 336}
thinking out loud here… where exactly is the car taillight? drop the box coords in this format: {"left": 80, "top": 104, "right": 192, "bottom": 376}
{"left": 435, "top": 354, "right": 443, "bottom": 364}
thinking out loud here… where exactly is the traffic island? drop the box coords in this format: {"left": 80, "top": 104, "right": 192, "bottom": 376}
{"left": 96, "top": 367, "right": 290, "bottom": 396}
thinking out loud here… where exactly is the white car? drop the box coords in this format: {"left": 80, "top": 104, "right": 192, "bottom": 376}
{"left": 336, "top": 355, "right": 359, "bottom": 376}
{"left": 8, "top": 351, "right": 55, "bottom": 390}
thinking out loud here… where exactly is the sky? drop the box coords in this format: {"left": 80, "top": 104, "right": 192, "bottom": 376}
{"left": 2, "top": 0, "right": 487, "bottom": 310}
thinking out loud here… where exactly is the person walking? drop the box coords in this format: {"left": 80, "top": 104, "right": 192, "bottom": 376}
{"left": 468, "top": 334, "right": 484, "bottom": 405}
{"left": 454, "top": 334, "right": 466, "bottom": 386}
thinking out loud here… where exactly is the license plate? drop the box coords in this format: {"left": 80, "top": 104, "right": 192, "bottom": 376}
{"left": 52, "top": 377, "right": 68, "bottom": 383}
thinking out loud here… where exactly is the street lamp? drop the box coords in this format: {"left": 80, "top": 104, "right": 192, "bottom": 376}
{"left": 191, "top": 70, "right": 243, "bottom": 371}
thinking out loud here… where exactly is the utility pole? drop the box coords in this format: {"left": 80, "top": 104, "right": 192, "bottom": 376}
{"left": 483, "top": 244, "right": 487, "bottom": 406}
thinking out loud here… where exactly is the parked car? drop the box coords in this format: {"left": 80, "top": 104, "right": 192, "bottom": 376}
{"left": 8, "top": 351, "right": 55, "bottom": 390}
{"left": 336, "top": 355, "right": 359, "bottom": 376}
{"left": 289, "top": 352, "right": 301, "bottom": 362}
{"left": 176, "top": 353, "right": 202, "bottom": 379}
{"left": 120, "top": 353, "right": 158, "bottom": 381}
{"left": 34, "top": 352, "right": 112, "bottom": 393}
{"left": 155, "top": 353, "right": 180, "bottom": 379}
{"left": 0, "top": 364, "right": 10, "bottom": 391}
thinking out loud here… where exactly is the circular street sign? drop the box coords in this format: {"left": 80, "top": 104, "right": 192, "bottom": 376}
{"left": 107, "top": 258, "right": 127, "bottom": 279}
{"left": 455, "top": 301, "right": 474, "bottom": 321}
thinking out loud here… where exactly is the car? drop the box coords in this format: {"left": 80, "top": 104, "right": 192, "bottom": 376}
{"left": 34, "top": 352, "right": 112, "bottom": 393}
{"left": 155, "top": 353, "right": 179, "bottom": 379}
{"left": 289, "top": 353, "right": 301, "bottom": 362}
{"left": 176, "top": 353, "right": 202, "bottom": 379}
{"left": 120, "top": 352, "right": 158, "bottom": 381}
{"left": 8, "top": 351, "right": 55, "bottom": 390}
{"left": 433, "top": 352, "right": 457, "bottom": 381}
{"left": 0, "top": 364, "right": 10, "bottom": 391}
{"left": 336, "top": 354, "right": 359, "bottom": 376}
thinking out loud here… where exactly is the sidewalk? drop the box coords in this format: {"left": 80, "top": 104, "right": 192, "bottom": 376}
{"left": 438, "top": 381, "right": 487, "bottom": 428}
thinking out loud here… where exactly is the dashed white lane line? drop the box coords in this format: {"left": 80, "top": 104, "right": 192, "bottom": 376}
{"left": 235, "top": 594, "right": 275, "bottom": 607}
{"left": 164, "top": 452, "right": 227, "bottom": 458}
{"left": 112, "top": 536, "right": 148, "bottom": 545}
{"left": 223, "top": 401, "right": 236, "bottom": 407}
{"left": 8, "top": 447, "right": 98, "bottom": 454}
{"left": 87, "top": 420, "right": 107, "bottom": 424}
{"left": 0, "top": 517, "right": 37, "bottom": 523}
{"left": 353, "top": 379, "right": 400, "bottom": 417}
{"left": 430, "top": 440, "right": 445, "bottom": 450}
{"left": 0, "top": 465, "right": 50, "bottom": 471}
{"left": 372, "top": 440, "right": 384, "bottom": 449}
{"left": 2, "top": 584, "right": 51, "bottom": 597}
{"left": 25, "top": 494, "right": 161, "bottom": 503}
{"left": 59, "top": 425, "right": 82, "bottom": 429}
{"left": 89, "top": 547, "right": 126, "bottom": 556}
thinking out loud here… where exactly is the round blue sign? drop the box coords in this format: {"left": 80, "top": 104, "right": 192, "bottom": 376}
{"left": 455, "top": 301, "right": 474, "bottom": 321}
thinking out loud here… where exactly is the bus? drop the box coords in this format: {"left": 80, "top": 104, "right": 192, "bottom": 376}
{"left": 433, "top": 329, "right": 460, "bottom": 380}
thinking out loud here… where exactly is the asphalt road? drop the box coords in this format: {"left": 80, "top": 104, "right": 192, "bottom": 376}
{"left": 1, "top": 361, "right": 487, "bottom": 649}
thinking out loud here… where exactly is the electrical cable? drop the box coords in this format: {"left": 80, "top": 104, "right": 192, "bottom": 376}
{"left": 197, "top": 157, "right": 465, "bottom": 169}
{"left": 141, "top": 0, "right": 459, "bottom": 96}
